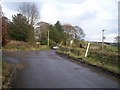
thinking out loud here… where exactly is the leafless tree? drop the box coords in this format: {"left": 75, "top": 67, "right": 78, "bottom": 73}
{"left": 35, "top": 21, "right": 49, "bottom": 41}
{"left": 74, "top": 26, "right": 85, "bottom": 40}
{"left": 115, "top": 35, "right": 120, "bottom": 43}
{"left": 19, "top": 2, "right": 39, "bottom": 26}
{"left": 62, "top": 24, "right": 85, "bottom": 40}
{"left": 62, "top": 24, "right": 85, "bottom": 46}
{"left": 62, "top": 24, "right": 75, "bottom": 37}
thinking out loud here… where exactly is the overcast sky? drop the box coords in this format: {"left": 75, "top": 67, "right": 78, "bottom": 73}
{"left": 1, "top": 0, "right": 119, "bottom": 42}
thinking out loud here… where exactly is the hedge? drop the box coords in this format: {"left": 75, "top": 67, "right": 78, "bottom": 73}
{"left": 59, "top": 46, "right": 119, "bottom": 67}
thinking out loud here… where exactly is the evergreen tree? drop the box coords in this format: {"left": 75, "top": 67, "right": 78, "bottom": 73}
{"left": 8, "top": 13, "right": 35, "bottom": 42}
{"left": 49, "top": 25, "right": 62, "bottom": 43}
{"left": 54, "top": 21, "right": 66, "bottom": 45}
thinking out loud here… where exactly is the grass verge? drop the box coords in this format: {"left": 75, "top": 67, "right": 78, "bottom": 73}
{"left": 57, "top": 50, "right": 119, "bottom": 77}
{"left": 2, "top": 61, "right": 14, "bottom": 89}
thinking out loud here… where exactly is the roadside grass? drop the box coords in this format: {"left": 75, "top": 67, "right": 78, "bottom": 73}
{"left": 3, "top": 40, "right": 51, "bottom": 51}
{"left": 0, "top": 61, "right": 1, "bottom": 68}
{"left": 105, "top": 45, "right": 118, "bottom": 52}
{"left": 57, "top": 50, "right": 119, "bottom": 74}
{"left": 57, "top": 44, "right": 119, "bottom": 75}
{"left": 0, "top": 52, "right": 2, "bottom": 70}
{"left": 36, "top": 45, "right": 51, "bottom": 50}
{"left": 3, "top": 40, "right": 35, "bottom": 51}
{"left": 0, "top": 61, "right": 2, "bottom": 77}
{"left": 2, "top": 61, "right": 14, "bottom": 88}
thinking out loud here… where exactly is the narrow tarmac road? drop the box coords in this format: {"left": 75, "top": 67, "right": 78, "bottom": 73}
{"left": 3, "top": 50, "right": 119, "bottom": 88}
{"left": 0, "top": 50, "right": 2, "bottom": 89}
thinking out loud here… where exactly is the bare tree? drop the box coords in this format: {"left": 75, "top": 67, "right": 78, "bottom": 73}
{"left": 74, "top": 26, "right": 85, "bottom": 40}
{"left": 62, "top": 24, "right": 85, "bottom": 40}
{"left": 62, "top": 24, "right": 85, "bottom": 46}
{"left": 19, "top": 2, "right": 39, "bottom": 26}
{"left": 35, "top": 21, "right": 49, "bottom": 42}
{"left": 62, "top": 24, "right": 75, "bottom": 37}
{"left": 115, "top": 35, "right": 120, "bottom": 43}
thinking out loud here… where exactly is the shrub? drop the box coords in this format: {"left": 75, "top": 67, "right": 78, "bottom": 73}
{"left": 3, "top": 40, "right": 34, "bottom": 50}
{"left": 59, "top": 46, "right": 119, "bottom": 67}
{"left": 88, "top": 50, "right": 119, "bottom": 66}
{"left": 41, "top": 39, "right": 48, "bottom": 45}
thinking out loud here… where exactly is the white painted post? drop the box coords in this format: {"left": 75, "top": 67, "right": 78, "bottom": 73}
{"left": 70, "top": 40, "right": 73, "bottom": 47}
{"left": 69, "top": 40, "right": 73, "bottom": 52}
{"left": 85, "top": 43, "right": 90, "bottom": 57}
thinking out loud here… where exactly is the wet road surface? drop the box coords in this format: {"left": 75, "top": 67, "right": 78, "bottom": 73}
{"left": 3, "top": 50, "right": 119, "bottom": 88}
{"left": 0, "top": 50, "right": 2, "bottom": 89}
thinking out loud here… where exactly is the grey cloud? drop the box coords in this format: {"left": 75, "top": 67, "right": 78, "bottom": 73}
{"left": 54, "top": 0, "right": 86, "bottom": 4}
{"left": 2, "top": 2, "right": 42, "bottom": 13}
{"left": 2, "top": 2, "right": 20, "bottom": 11}
{"left": 80, "top": 11, "right": 98, "bottom": 20}
{"left": 104, "top": 19, "right": 118, "bottom": 34}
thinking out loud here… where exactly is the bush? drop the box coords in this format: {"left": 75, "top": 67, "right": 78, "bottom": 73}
{"left": 2, "top": 61, "right": 14, "bottom": 86}
{"left": 3, "top": 40, "right": 34, "bottom": 50}
{"left": 59, "top": 45, "right": 119, "bottom": 74}
{"left": 41, "top": 39, "right": 48, "bottom": 45}
{"left": 49, "top": 39, "right": 57, "bottom": 48}
{"left": 59, "top": 46, "right": 119, "bottom": 67}
{"left": 60, "top": 46, "right": 85, "bottom": 56}
{"left": 60, "top": 46, "right": 70, "bottom": 52}
{"left": 88, "top": 50, "right": 119, "bottom": 66}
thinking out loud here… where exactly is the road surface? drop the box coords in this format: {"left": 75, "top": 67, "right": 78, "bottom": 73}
{"left": 0, "top": 50, "right": 2, "bottom": 89}
{"left": 3, "top": 50, "right": 119, "bottom": 88}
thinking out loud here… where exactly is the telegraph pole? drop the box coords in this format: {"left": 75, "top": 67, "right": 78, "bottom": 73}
{"left": 102, "top": 30, "right": 105, "bottom": 51}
